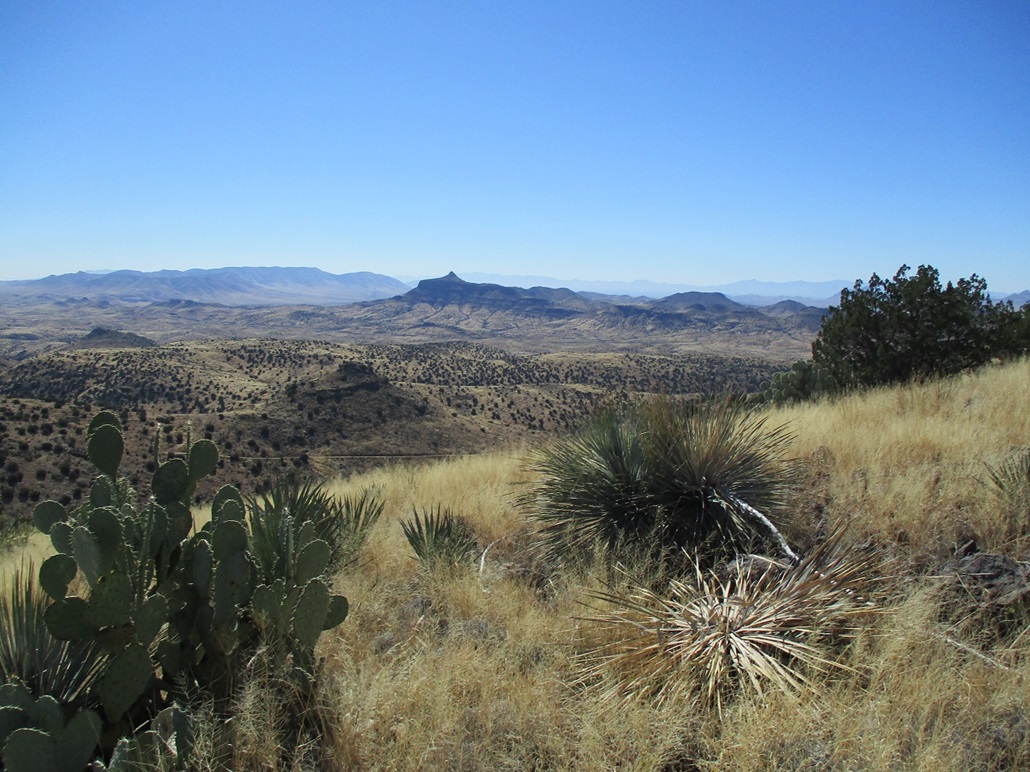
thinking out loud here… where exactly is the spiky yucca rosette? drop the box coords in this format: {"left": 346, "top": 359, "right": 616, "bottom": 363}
{"left": 575, "top": 537, "right": 877, "bottom": 713}
{"left": 526, "top": 397, "right": 800, "bottom": 570}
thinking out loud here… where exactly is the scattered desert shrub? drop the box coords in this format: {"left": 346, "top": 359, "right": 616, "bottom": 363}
{"left": 758, "top": 358, "right": 838, "bottom": 405}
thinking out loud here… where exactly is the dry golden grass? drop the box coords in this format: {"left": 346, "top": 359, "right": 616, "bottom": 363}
{"left": 773, "top": 358, "right": 1030, "bottom": 559}
{"left": 7, "top": 359, "right": 1030, "bottom": 769}
{"left": 277, "top": 359, "right": 1030, "bottom": 770}
{"left": 706, "top": 588, "right": 1030, "bottom": 770}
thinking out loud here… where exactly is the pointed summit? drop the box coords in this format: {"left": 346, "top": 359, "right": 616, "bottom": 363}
{"left": 439, "top": 271, "right": 465, "bottom": 282}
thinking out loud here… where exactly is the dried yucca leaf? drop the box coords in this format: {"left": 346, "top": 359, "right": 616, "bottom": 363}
{"left": 575, "top": 534, "right": 878, "bottom": 713}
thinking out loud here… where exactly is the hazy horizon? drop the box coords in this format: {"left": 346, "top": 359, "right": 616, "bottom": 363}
{"left": 3, "top": 3, "right": 1028, "bottom": 291}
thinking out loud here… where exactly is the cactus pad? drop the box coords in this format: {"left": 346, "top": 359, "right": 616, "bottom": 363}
{"left": 89, "top": 475, "right": 115, "bottom": 508}
{"left": 87, "top": 423, "right": 123, "bottom": 479}
{"left": 251, "top": 580, "right": 285, "bottom": 629}
{"left": 165, "top": 500, "right": 193, "bottom": 547}
{"left": 215, "top": 497, "right": 245, "bottom": 525}
{"left": 295, "top": 539, "right": 331, "bottom": 585}
{"left": 87, "top": 571, "right": 133, "bottom": 629}
{"left": 60, "top": 709, "right": 102, "bottom": 772}
{"left": 26, "top": 696, "right": 63, "bottom": 736}
{"left": 212, "top": 550, "right": 254, "bottom": 624}
{"left": 211, "top": 485, "right": 245, "bottom": 524}
{"left": 323, "top": 594, "right": 349, "bottom": 630}
{"left": 212, "top": 519, "right": 248, "bottom": 559}
{"left": 152, "top": 458, "right": 190, "bottom": 506}
{"left": 48, "top": 521, "right": 73, "bottom": 555}
{"left": 38, "top": 554, "right": 77, "bottom": 600}
{"left": 191, "top": 539, "right": 214, "bottom": 595}
{"left": 1, "top": 701, "right": 100, "bottom": 772}
{"left": 292, "top": 578, "right": 330, "bottom": 651}
{"left": 44, "top": 596, "right": 93, "bottom": 640}
{"left": 135, "top": 593, "right": 169, "bottom": 647}
{"left": 31, "top": 500, "right": 67, "bottom": 535}
{"left": 2, "top": 727, "right": 60, "bottom": 772}
{"left": 0, "top": 706, "right": 27, "bottom": 748}
{"left": 86, "top": 506, "right": 123, "bottom": 558}
{"left": 188, "top": 439, "right": 219, "bottom": 482}
{"left": 71, "top": 525, "right": 102, "bottom": 586}
{"left": 98, "top": 641, "right": 152, "bottom": 722}
{"left": 87, "top": 410, "right": 121, "bottom": 435}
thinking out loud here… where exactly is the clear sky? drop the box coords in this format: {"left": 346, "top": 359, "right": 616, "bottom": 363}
{"left": 2, "top": 1, "right": 1028, "bottom": 292}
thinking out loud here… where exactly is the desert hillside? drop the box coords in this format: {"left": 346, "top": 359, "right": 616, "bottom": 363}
{"left": 306, "top": 358, "right": 1029, "bottom": 769}
{"left": 4, "top": 359, "right": 1027, "bottom": 769}
{"left": 0, "top": 339, "right": 778, "bottom": 519}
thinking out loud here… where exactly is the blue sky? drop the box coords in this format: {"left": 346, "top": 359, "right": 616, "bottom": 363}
{"left": 2, "top": 1, "right": 1028, "bottom": 292}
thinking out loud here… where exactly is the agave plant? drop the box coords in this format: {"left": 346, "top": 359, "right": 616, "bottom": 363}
{"left": 246, "top": 478, "right": 383, "bottom": 581}
{"left": 0, "top": 562, "right": 106, "bottom": 705}
{"left": 401, "top": 505, "right": 477, "bottom": 568}
{"left": 576, "top": 536, "right": 874, "bottom": 713}
{"left": 526, "top": 397, "right": 799, "bottom": 570}
{"left": 525, "top": 408, "right": 651, "bottom": 561}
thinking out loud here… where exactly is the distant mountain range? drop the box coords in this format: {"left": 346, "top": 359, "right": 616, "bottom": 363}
{"left": 0, "top": 267, "right": 409, "bottom": 306}
{"left": 0, "top": 266, "right": 848, "bottom": 307}
{"left": 444, "top": 273, "right": 852, "bottom": 306}
{"left": 0, "top": 270, "right": 825, "bottom": 360}
{"left": 1003, "top": 290, "right": 1030, "bottom": 307}
{"left": 1, "top": 266, "right": 1024, "bottom": 311}
{"left": 259, "top": 271, "right": 828, "bottom": 356}
{"left": 450, "top": 272, "right": 1030, "bottom": 308}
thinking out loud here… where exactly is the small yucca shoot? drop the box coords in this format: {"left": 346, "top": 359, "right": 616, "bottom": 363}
{"left": 401, "top": 505, "right": 477, "bottom": 568}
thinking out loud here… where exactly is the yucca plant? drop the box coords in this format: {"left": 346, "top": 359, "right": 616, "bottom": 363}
{"left": 526, "top": 397, "right": 799, "bottom": 571}
{"left": 575, "top": 536, "right": 874, "bottom": 714}
{"left": 0, "top": 562, "right": 106, "bottom": 705}
{"left": 525, "top": 408, "right": 652, "bottom": 562}
{"left": 985, "top": 449, "right": 1030, "bottom": 550}
{"left": 321, "top": 488, "right": 384, "bottom": 570}
{"left": 401, "top": 505, "right": 478, "bottom": 568}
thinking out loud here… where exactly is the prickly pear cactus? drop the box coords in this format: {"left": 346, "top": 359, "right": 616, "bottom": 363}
{"left": 28, "top": 413, "right": 229, "bottom": 731}
{"left": 0, "top": 686, "right": 102, "bottom": 772}
{"left": 20, "top": 410, "right": 350, "bottom": 765}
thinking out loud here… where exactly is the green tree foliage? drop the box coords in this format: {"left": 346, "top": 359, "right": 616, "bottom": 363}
{"left": 759, "top": 360, "right": 837, "bottom": 405}
{"left": 812, "top": 264, "right": 1025, "bottom": 388}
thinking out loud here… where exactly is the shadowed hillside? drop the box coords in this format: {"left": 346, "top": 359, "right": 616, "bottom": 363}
{"left": 0, "top": 339, "right": 778, "bottom": 518}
